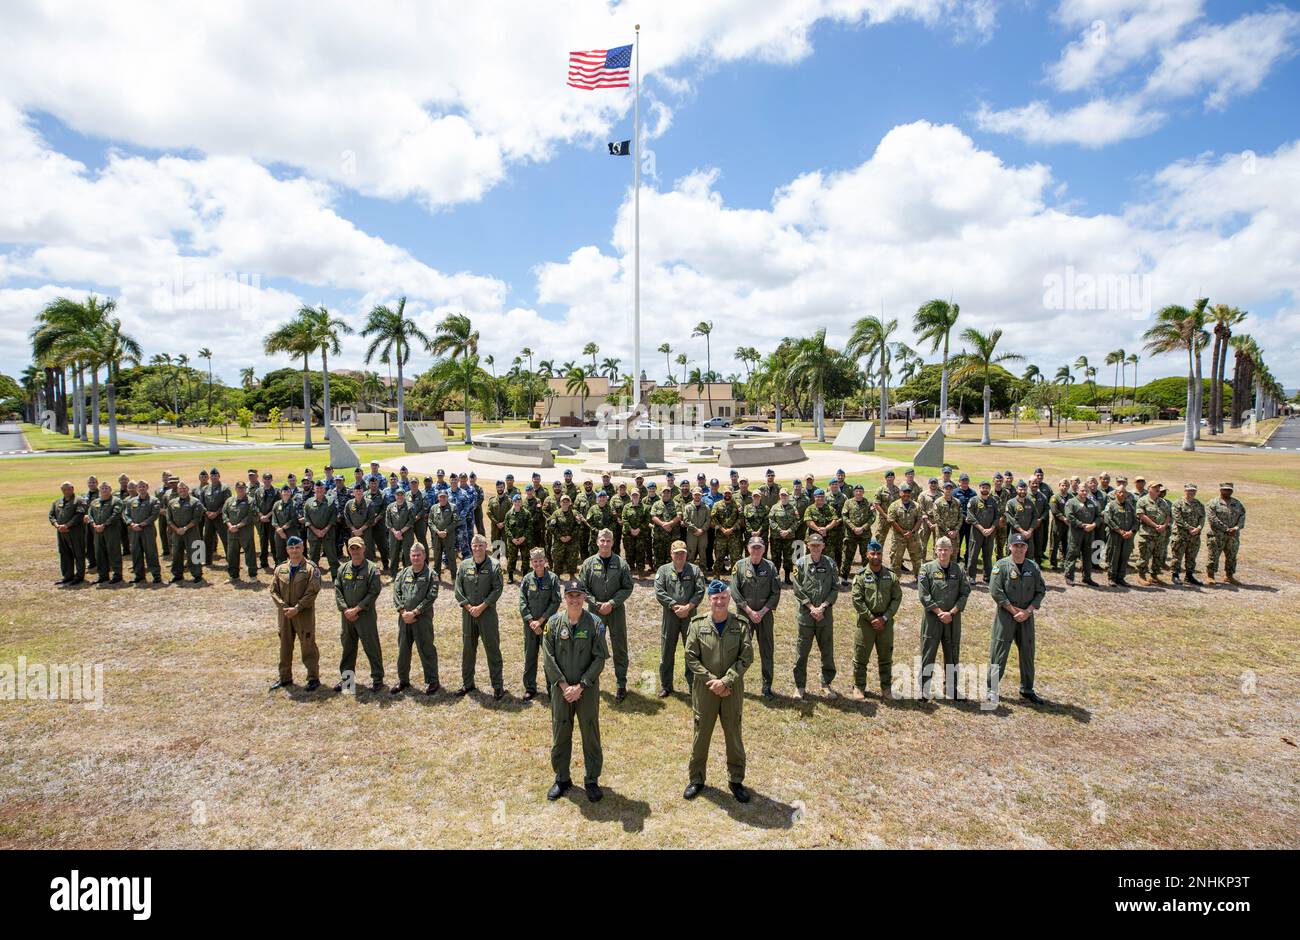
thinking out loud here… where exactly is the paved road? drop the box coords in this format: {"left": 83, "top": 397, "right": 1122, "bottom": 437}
{"left": 0, "top": 421, "right": 29, "bottom": 454}
{"left": 1261, "top": 416, "right": 1300, "bottom": 450}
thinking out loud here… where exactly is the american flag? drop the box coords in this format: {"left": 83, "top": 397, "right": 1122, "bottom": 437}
{"left": 567, "top": 44, "right": 632, "bottom": 90}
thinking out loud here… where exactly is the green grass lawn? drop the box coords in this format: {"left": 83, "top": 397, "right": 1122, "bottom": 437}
{"left": 18, "top": 423, "right": 151, "bottom": 453}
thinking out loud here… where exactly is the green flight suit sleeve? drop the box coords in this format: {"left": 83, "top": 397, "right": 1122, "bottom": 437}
{"left": 542, "top": 617, "right": 561, "bottom": 687}
{"left": 362, "top": 565, "right": 382, "bottom": 611}
{"left": 543, "top": 576, "right": 561, "bottom": 622}
{"left": 611, "top": 560, "right": 634, "bottom": 606}
{"left": 1029, "top": 565, "right": 1046, "bottom": 610}
{"left": 484, "top": 562, "right": 503, "bottom": 607}
{"left": 517, "top": 577, "right": 531, "bottom": 619}
{"left": 723, "top": 620, "right": 755, "bottom": 689}
{"left": 989, "top": 564, "right": 1010, "bottom": 609}
{"left": 684, "top": 622, "right": 709, "bottom": 679}
{"left": 580, "top": 616, "right": 608, "bottom": 688}
{"left": 850, "top": 574, "right": 866, "bottom": 616}
{"left": 688, "top": 566, "right": 705, "bottom": 609}
{"left": 955, "top": 565, "right": 971, "bottom": 611}
{"left": 453, "top": 564, "right": 468, "bottom": 606}
{"left": 885, "top": 576, "right": 902, "bottom": 621}
{"left": 653, "top": 567, "right": 673, "bottom": 608}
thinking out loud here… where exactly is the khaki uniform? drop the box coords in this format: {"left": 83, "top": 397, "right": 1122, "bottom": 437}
{"left": 271, "top": 559, "right": 323, "bottom": 683}
{"left": 917, "top": 558, "right": 970, "bottom": 698}
{"left": 729, "top": 557, "right": 780, "bottom": 691}
{"left": 850, "top": 564, "right": 902, "bottom": 691}
{"left": 578, "top": 552, "right": 635, "bottom": 690}
{"left": 987, "top": 555, "right": 1045, "bottom": 695}
{"left": 686, "top": 612, "right": 754, "bottom": 786}
{"left": 791, "top": 552, "right": 839, "bottom": 690}
{"left": 335, "top": 559, "right": 385, "bottom": 684}
{"left": 454, "top": 556, "right": 504, "bottom": 692}
{"left": 653, "top": 561, "right": 705, "bottom": 693}
{"left": 518, "top": 568, "right": 562, "bottom": 694}
{"left": 681, "top": 500, "right": 712, "bottom": 567}
{"left": 543, "top": 608, "right": 608, "bottom": 785}
{"left": 916, "top": 489, "right": 941, "bottom": 558}
{"left": 393, "top": 563, "right": 439, "bottom": 687}
{"left": 124, "top": 493, "right": 162, "bottom": 581}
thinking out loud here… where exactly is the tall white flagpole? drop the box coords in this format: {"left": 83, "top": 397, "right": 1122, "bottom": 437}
{"left": 632, "top": 24, "right": 641, "bottom": 411}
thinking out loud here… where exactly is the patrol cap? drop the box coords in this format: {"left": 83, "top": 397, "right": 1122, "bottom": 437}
{"left": 1218, "top": 481, "right": 1234, "bottom": 490}
{"left": 853, "top": 484, "right": 864, "bottom": 492}
{"left": 884, "top": 470, "right": 895, "bottom": 478}
{"left": 899, "top": 483, "right": 912, "bottom": 493}
{"left": 1035, "top": 468, "right": 1044, "bottom": 475}
{"left": 942, "top": 465, "right": 953, "bottom": 472}
{"left": 697, "top": 473, "right": 707, "bottom": 480}
{"left": 904, "top": 467, "right": 915, "bottom": 475}
{"left": 1115, "top": 476, "right": 1128, "bottom": 484}
{"left": 560, "top": 494, "right": 571, "bottom": 503}
{"left": 1184, "top": 482, "right": 1198, "bottom": 491}
{"left": 928, "top": 477, "right": 938, "bottom": 484}
{"left": 867, "top": 539, "right": 882, "bottom": 551}
{"left": 1008, "top": 533, "right": 1028, "bottom": 546}
{"left": 747, "top": 536, "right": 765, "bottom": 548}
{"left": 346, "top": 536, "right": 365, "bottom": 550}
{"left": 707, "top": 579, "right": 728, "bottom": 596}
{"left": 286, "top": 535, "right": 303, "bottom": 546}
{"left": 943, "top": 481, "right": 955, "bottom": 489}
{"left": 807, "top": 533, "right": 825, "bottom": 546}
{"left": 979, "top": 480, "right": 990, "bottom": 487}
{"left": 352, "top": 483, "right": 364, "bottom": 491}
{"left": 670, "top": 539, "right": 687, "bottom": 554}
{"left": 959, "top": 472, "right": 970, "bottom": 481}
{"left": 563, "top": 468, "right": 572, "bottom": 476}
{"left": 506, "top": 473, "right": 515, "bottom": 480}
{"left": 1134, "top": 475, "right": 1145, "bottom": 483}
{"left": 315, "top": 479, "right": 325, "bottom": 488}
{"left": 280, "top": 484, "right": 293, "bottom": 492}
{"left": 792, "top": 478, "right": 801, "bottom": 486}
{"left": 262, "top": 472, "right": 273, "bottom": 479}
{"left": 779, "top": 488, "right": 789, "bottom": 496}
{"left": 562, "top": 579, "right": 587, "bottom": 595}
{"left": 423, "top": 475, "right": 432, "bottom": 482}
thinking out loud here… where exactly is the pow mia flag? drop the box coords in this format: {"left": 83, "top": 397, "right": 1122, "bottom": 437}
{"left": 608, "top": 140, "right": 631, "bottom": 156}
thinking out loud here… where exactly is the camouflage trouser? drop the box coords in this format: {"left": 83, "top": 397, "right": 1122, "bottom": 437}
{"left": 770, "top": 538, "right": 794, "bottom": 577}
{"left": 1169, "top": 532, "right": 1200, "bottom": 576}
{"left": 890, "top": 533, "right": 922, "bottom": 575}
{"left": 504, "top": 538, "right": 526, "bottom": 579}
{"left": 552, "top": 540, "right": 581, "bottom": 576}
{"left": 1205, "top": 534, "right": 1239, "bottom": 576}
{"left": 713, "top": 535, "right": 743, "bottom": 578}
{"left": 622, "top": 533, "right": 648, "bottom": 571}
{"left": 828, "top": 534, "right": 844, "bottom": 574}
{"left": 652, "top": 534, "right": 675, "bottom": 569}
{"left": 1135, "top": 530, "right": 1166, "bottom": 576}
{"left": 840, "top": 534, "right": 870, "bottom": 579}
{"left": 995, "top": 522, "right": 1007, "bottom": 559}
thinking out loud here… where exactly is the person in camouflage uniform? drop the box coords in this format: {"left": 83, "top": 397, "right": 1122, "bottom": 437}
{"left": 849, "top": 539, "right": 902, "bottom": 699}
{"left": 365, "top": 478, "right": 390, "bottom": 570}
{"left": 584, "top": 492, "right": 618, "bottom": 561}
{"left": 222, "top": 481, "right": 259, "bottom": 579}
{"left": 519, "top": 547, "right": 562, "bottom": 699}
{"left": 1169, "top": 483, "right": 1206, "bottom": 586}
{"left": 886, "top": 483, "right": 924, "bottom": 580}
{"left": 608, "top": 483, "right": 629, "bottom": 557}
{"left": 766, "top": 489, "right": 800, "bottom": 585}
{"left": 990, "top": 474, "right": 1012, "bottom": 559}
{"left": 930, "top": 481, "right": 963, "bottom": 565}
{"left": 124, "top": 479, "right": 163, "bottom": 584}
{"left": 542, "top": 480, "right": 565, "bottom": 561}
{"left": 826, "top": 480, "right": 848, "bottom": 572}
{"left": 426, "top": 490, "right": 459, "bottom": 579}
{"left": 1135, "top": 481, "right": 1172, "bottom": 584}
{"left": 166, "top": 481, "right": 206, "bottom": 583}
{"left": 710, "top": 489, "right": 745, "bottom": 579}
{"left": 548, "top": 495, "right": 584, "bottom": 578}
{"left": 654, "top": 541, "right": 705, "bottom": 696}
{"left": 650, "top": 484, "right": 682, "bottom": 569}
{"left": 682, "top": 489, "right": 711, "bottom": 569}
{"left": 1102, "top": 478, "right": 1137, "bottom": 587}
{"left": 802, "top": 488, "right": 840, "bottom": 584}
{"left": 1205, "top": 482, "right": 1246, "bottom": 584}
{"left": 964, "top": 481, "right": 999, "bottom": 583}
{"left": 620, "top": 489, "right": 651, "bottom": 574}
{"left": 760, "top": 469, "right": 781, "bottom": 509}
{"left": 50, "top": 481, "right": 88, "bottom": 585}
{"left": 730, "top": 536, "right": 781, "bottom": 699}
{"left": 87, "top": 482, "right": 124, "bottom": 583}
{"left": 791, "top": 480, "right": 811, "bottom": 545}
{"left": 873, "top": 470, "right": 899, "bottom": 544}
{"left": 916, "top": 478, "right": 942, "bottom": 559}
{"left": 742, "top": 490, "right": 769, "bottom": 554}
{"left": 503, "top": 494, "right": 533, "bottom": 582}
{"left": 302, "top": 480, "right": 339, "bottom": 579}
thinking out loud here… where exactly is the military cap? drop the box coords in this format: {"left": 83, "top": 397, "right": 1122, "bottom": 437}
{"left": 210, "top": 467, "right": 220, "bottom": 475}
{"left": 505, "top": 473, "right": 515, "bottom": 480}
{"left": 779, "top": 488, "right": 789, "bottom": 496}
{"left": 524, "top": 484, "right": 534, "bottom": 492}
{"left": 928, "top": 477, "right": 938, "bottom": 484}
{"left": 707, "top": 579, "right": 728, "bottom": 596}
{"left": 286, "top": 535, "right": 303, "bottom": 546}
{"left": 813, "top": 487, "right": 824, "bottom": 496}
{"left": 884, "top": 470, "right": 895, "bottom": 478}
{"left": 943, "top": 481, "right": 955, "bottom": 489}
{"left": 352, "top": 483, "right": 364, "bottom": 491}
{"left": 315, "top": 479, "right": 326, "bottom": 487}
{"left": 853, "top": 483, "right": 864, "bottom": 491}
{"left": 1134, "top": 475, "right": 1146, "bottom": 483}
{"left": 1219, "top": 481, "right": 1234, "bottom": 490}
{"left": 710, "top": 478, "right": 719, "bottom": 485}
{"left": 1034, "top": 468, "right": 1044, "bottom": 475}
{"left": 1184, "top": 482, "right": 1198, "bottom": 491}
{"left": 697, "top": 473, "right": 707, "bottom": 480}
{"left": 1008, "top": 533, "right": 1027, "bottom": 546}
{"left": 262, "top": 472, "right": 273, "bottom": 479}
{"left": 767, "top": 469, "right": 776, "bottom": 475}
{"left": 560, "top": 494, "right": 572, "bottom": 503}
{"left": 792, "top": 478, "right": 801, "bottom": 485}
{"left": 899, "top": 483, "right": 912, "bottom": 493}
{"left": 423, "top": 475, "right": 432, "bottom": 482}
{"left": 371, "top": 461, "right": 381, "bottom": 467}
{"left": 978, "top": 480, "right": 990, "bottom": 487}
{"left": 903, "top": 468, "right": 915, "bottom": 475}
{"left": 346, "top": 536, "right": 365, "bottom": 550}
{"left": 280, "top": 484, "right": 293, "bottom": 492}
{"left": 634, "top": 474, "right": 645, "bottom": 481}
{"left": 647, "top": 481, "right": 657, "bottom": 489}
{"left": 807, "top": 533, "right": 825, "bottom": 546}
{"left": 1115, "top": 476, "right": 1128, "bottom": 484}
{"left": 959, "top": 472, "right": 970, "bottom": 481}
{"left": 747, "top": 536, "right": 765, "bottom": 548}
{"left": 563, "top": 468, "right": 573, "bottom": 475}
{"left": 993, "top": 472, "right": 1003, "bottom": 480}
{"left": 562, "top": 579, "right": 587, "bottom": 595}
{"left": 670, "top": 540, "right": 687, "bottom": 553}
{"left": 1016, "top": 479, "right": 1027, "bottom": 489}
{"left": 400, "top": 465, "right": 408, "bottom": 471}
{"left": 469, "top": 472, "right": 477, "bottom": 479}
{"left": 942, "top": 465, "right": 953, "bottom": 472}
{"left": 511, "top": 493, "right": 521, "bottom": 502}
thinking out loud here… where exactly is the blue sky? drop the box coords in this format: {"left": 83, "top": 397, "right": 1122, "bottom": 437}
{"left": 2, "top": 0, "right": 1298, "bottom": 387}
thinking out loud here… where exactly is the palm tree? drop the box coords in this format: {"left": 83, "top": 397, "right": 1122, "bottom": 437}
{"left": 789, "top": 329, "right": 838, "bottom": 442}
{"left": 564, "top": 365, "right": 591, "bottom": 423}
{"left": 1188, "top": 298, "right": 1209, "bottom": 439}
{"left": 537, "top": 359, "right": 555, "bottom": 378}
{"left": 430, "top": 312, "right": 480, "bottom": 443}
{"left": 847, "top": 314, "right": 912, "bottom": 437}
{"left": 298, "top": 304, "right": 352, "bottom": 439}
{"left": 239, "top": 366, "right": 256, "bottom": 390}
{"left": 692, "top": 321, "right": 714, "bottom": 417}
{"left": 362, "top": 296, "right": 430, "bottom": 440}
{"left": 198, "top": 347, "right": 214, "bottom": 423}
{"left": 1125, "top": 352, "right": 1140, "bottom": 410}
{"left": 600, "top": 357, "right": 621, "bottom": 382}
{"left": 913, "top": 299, "right": 960, "bottom": 421}
{"left": 264, "top": 313, "right": 318, "bottom": 449}
{"left": 751, "top": 343, "right": 796, "bottom": 431}
{"left": 1206, "top": 304, "right": 1244, "bottom": 434}
{"left": 583, "top": 342, "right": 600, "bottom": 374}
{"left": 427, "top": 354, "right": 487, "bottom": 433}
{"left": 1054, "top": 365, "right": 1075, "bottom": 433}
{"left": 1072, "top": 355, "right": 1092, "bottom": 406}
{"left": 674, "top": 353, "right": 687, "bottom": 385}
{"left": 1143, "top": 304, "right": 1199, "bottom": 451}
{"left": 657, "top": 343, "right": 672, "bottom": 382}
{"left": 1105, "top": 349, "right": 1125, "bottom": 413}
{"left": 87, "top": 317, "right": 142, "bottom": 454}
{"left": 150, "top": 353, "right": 181, "bottom": 424}
{"left": 32, "top": 294, "right": 117, "bottom": 442}
{"left": 950, "top": 328, "right": 1024, "bottom": 445}
{"left": 735, "top": 345, "right": 760, "bottom": 381}
{"left": 19, "top": 364, "right": 43, "bottom": 423}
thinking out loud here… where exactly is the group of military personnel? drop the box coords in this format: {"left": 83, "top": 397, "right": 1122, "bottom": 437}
{"left": 46, "top": 459, "right": 1249, "bottom": 806}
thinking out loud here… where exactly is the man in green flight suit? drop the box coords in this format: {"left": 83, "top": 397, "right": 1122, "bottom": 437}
{"left": 791, "top": 533, "right": 839, "bottom": 700}
{"left": 390, "top": 540, "right": 439, "bottom": 695}
{"left": 50, "top": 481, "right": 88, "bottom": 585}
{"left": 124, "top": 478, "right": 163, "bottom": 584}
{"left": 965, "top": 480, "right": 999, "bottom": 583}
{"left": 165, "top": 480, "right": 206, "bottom": 583}
{"left": 684, "top": 579, "right": 755, "bottom": 804}
{"left": 917, "top": 536, "right": 971, "bottom": 699}
{"left": 383, "top": 487, "right": 416, "bottom": 576}
{"left": 334, "top": 536, "right": 386, "bottom": 692}
{"left": 1004, "top": 481, "right": 1037, "bottom": 560}
{"left": 454, "top": 534, "right": 505, "bottom": 699}
{"left": 578, "top": 528, "right": 635, "bottom": 702}
{"left": 849, "top": 539, "right": 902, "bottom": 700}
{"left": 653, "top": 540, "right": 705, "bottom": 697}
{"left": 730, "top": 536, "right": 780, "bottom": 699}
{"left": 1063, "top": 485, "right": 1101, "bottom": 586}
{"left": 543, "top": 579, "right": 608, "bottom": 803}
{"left": 1205, "top": 482, "right": 1246, "bottom": 585}
{"left": 987, "top": 533, "right": 1046, "bottom": 704}
{"left": 87, "top": 481, "right": 124, "bottom": 584}
{"left": 426, "top": 489, "right": 459, "bottom": 579}
{"left": 199, "top": 467, "right": 231, "bottom": 568}
{"left": 222, "top": 480, "right": 259, "bottom": 579}
{"left": 519, "top": 547, "right": 562, "bottom": 700}
{"left": 682, "top": 489, "right": 711, "bottom": 569}
{"left": 1169, "top": 483, "right": 1205, "bottom": 586}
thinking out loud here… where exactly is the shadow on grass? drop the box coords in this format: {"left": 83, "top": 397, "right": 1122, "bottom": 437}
{"left": 601, "top": 688, "right": 667, "bottom": 715}
{"left": 700, "top": 786, "right": 797, "bottom": 829}
{"left": 565, "top": 786, "right": 652, "bottom": 833}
